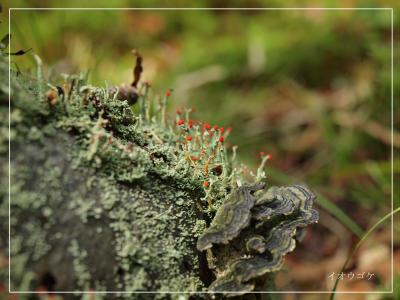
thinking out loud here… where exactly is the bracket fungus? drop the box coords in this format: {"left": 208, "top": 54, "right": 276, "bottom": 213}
{"left": 197, "top": 184, "right": 319, "bottom": 295}
{"left": 196, "top": 183, "right": 265, "bottom": 251}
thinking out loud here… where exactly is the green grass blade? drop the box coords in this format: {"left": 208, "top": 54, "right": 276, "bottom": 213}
{"left": 315, "top": 192, "right": 364, "bottom": 238}
{"left": 329, "top": 206, "right": 400, "bottom": 300}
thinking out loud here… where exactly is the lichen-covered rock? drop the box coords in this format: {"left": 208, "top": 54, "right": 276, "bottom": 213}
{"left": 0, "top": 56, "right": 214, "bottom": 297}
{"left": 6, "top": 132, "right": 208, "bottom": 294}
{"left": 0, "top": 50, "right": 318, "bottom": 299}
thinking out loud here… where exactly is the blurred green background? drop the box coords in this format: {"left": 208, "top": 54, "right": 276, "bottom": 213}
{"left": 3, "top": 0, "right": 399, "bottom": 297}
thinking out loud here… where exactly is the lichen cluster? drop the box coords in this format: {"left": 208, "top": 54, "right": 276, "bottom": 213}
{"left": 1, "top": 53, "right": 212, "bottom": 296}
{"left": 0, "top": 50, "right": 318, "bottom": 298}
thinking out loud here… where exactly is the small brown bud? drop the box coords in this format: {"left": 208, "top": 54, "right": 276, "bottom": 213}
{"left": 45, "top": 89, "right": 58, "bottom": 106}
{"left": 114, "top": 84, "right": 139, "bottom": 105}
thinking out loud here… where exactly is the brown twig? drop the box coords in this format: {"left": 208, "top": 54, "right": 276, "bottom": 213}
{"left": 131, "top": 49, "right": 143, "bottom": 88}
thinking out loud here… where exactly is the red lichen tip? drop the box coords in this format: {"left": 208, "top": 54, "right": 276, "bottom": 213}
{"left": 186, "top": 135, "right": 193, "bottom": 142}
{"left": 203, "top": 181, "right": 210, "bottom": 187}
{"left": 227, "top": 126, "right": 233, "bottom": 133}
{"left": 259, "top": 152, "right": 272, "bottom": 160}
{"left": 219, "top": 136, "right": 224, "bottom": 143}
{"left": 220, "top": 127, "right": 225, "bottom": 134}
{"left": 213, "top": 125, "right": 219, "bottom": 131}
{"left": 176, "top": 108, "right": 182, "bottom": 115}
{"left": 177, "top": 119, "right": 185, "bottom": 126}
{"left": 165, "top": 89, "right": 171, "bottom": 97}
{"left": 188, "top": 119, "right": 194, "bottom": 128}
{"left": 203, "top": 123, "right": 211, "bottom": 130}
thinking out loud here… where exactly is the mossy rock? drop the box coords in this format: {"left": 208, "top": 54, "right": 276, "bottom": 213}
{"left": 0, "top": 53, "right": 316, "bottom": 300}
{"left": 0, "top": 55, "right": 212, "bottom": 298}
{"left": 6, "top": 132, "right": 210, "bottom": 293}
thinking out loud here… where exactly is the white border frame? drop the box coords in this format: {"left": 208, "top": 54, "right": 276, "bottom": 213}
{"left": 7, "top": 7, "right": 394, "bottom": 296}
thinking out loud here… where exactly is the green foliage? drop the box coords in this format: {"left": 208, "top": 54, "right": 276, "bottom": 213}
{"left": 2, "top": 1, "right": 398, "bottom": 293}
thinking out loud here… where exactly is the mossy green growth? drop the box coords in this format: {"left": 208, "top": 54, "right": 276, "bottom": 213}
{"left": 0, "top": 53, "right": 215, "bottom": 296}
{"left": 0, "top": 52, "right": 255, "bottom": 295}
{"left": 0, "top": 51, "right": 317, "bottom": 298}
{"left": 49, "top": 78, "right": 245, "bottom": 214}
